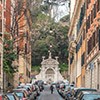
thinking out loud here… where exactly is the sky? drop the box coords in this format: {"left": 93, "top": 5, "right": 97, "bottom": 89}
{"left": 42, "top": 0, "right": 70, "bottom": 22}
{"left": 51, "top": 1, "right": 69, "bottom": 22}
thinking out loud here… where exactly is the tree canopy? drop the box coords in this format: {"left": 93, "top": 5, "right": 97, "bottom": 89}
{"left": 31, "top": 13, "right": 69, "bottom": 72}
{"left": 27, "top": 0, "right": 70, "bottom": 72}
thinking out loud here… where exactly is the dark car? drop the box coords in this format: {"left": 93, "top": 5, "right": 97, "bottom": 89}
{"left": 77, "top": 91, "right": 100, "bottom": 100}
{"left": 74, "top": 88, "right": 97, "bottom": 99}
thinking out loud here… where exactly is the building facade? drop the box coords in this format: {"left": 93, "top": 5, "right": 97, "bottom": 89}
{"left": 85, "top": 0, "right": 100, "bottom": 89}
{"left": 14, "top": 0, "right": 32, "bottom": 85}
{"left": 0, "top": 0, "right": 32, "bottom": 89}
{"left": 68, "top": 0, "right": 100, "bottom": 88}
{"left": 68, "top": 0, "right": 86, "bottom": 87}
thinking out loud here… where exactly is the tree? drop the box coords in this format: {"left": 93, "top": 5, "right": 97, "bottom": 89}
{"left": 3, "top": 0, "right": 32, "bottom": 76}
{"left": 3, "top": 37, "right": 17, "bottom": 76}
{"left": 31, "top": 12, "right": 69, "bottom": 72}
{"left": 26, "top": 0, "right": 70, "bottom": 72}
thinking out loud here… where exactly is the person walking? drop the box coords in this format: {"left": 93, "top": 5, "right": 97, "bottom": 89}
{"left": 65, "top": 87, "right": 73, "bottom": 100}
{"left": 50, "top": 85, "right": 54, "bottom": 94}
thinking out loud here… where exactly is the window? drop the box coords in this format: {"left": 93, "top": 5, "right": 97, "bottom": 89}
{"left": 87, "top": 0, "right": 91, "bottom": 9}
{"left": 91, "top": 10, "right": 93, "bottom": 24}
{"left": 99, "top": 28, "right": 100, "bottom": 50}
{"left": 86, "top": 15, "right": 90, "bottom": 33}
{"left": 92, "top": 32, "right": 95, "bottom": 47}
{"left": 77, "top": 3, "right": 85, "bottom": 34}
{"left": 97, "top": 0, "right": 100, "bottom": 11}
{"left": 81, "top": 53, "right": 85, "bottom": 66}
{"left": 94, "top": 4, "right": 96, "bottom": 18}
{"left": 25, "top": 43, "right": 27, "bottom": 53}
{"left": 76, "top": 36, "right": 82, "bottom": 53}
{"left": 88, "top": 27, "right": 100, "bottom": 54}
{"left": 83, "top": 29, "right": 85, "bottom": 40}
{"left": 96, "top": 27, "right": 99, "bottom": 44}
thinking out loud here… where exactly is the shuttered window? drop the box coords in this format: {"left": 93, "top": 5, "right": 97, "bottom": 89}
{"left": 81, "top": 53, "right": 85, "bottom": 66}
{"left": 87, "top": 0, "right": 91, "bottom": 9}
{"left": 76, "top": 36, "right": 82, "bottom": 53}
{"left": 25, "top": 43, "right": 27, "bottom": 54}
{"left": 86, "top": 15, "right": 90, "bottom": 33}
{"left": 77, "top": 3, "right": 85, "bottom": 34}
{"left": 97, "top": 0, "right": 100, "bottom": 11}
{"left": 93, "top": 32, "right": 95, "bottom": 47}
{"left": 83, "top": 29, "right": 85, "bottom": 40}
{"left": 0, "top": 19, "right": 2, "bottom": 32}
{"left": 88, "top": 27, "right": 100, "bottom": 54}
{"left": 96, "top": 27, "right": 99, "bottom": 44}
{"left": 94, "top": 4, "right": 96, "bottom": 18}
{"left": 99, "top": 28, "right": 100, "bottom": 50}
{"left": 91, "top": 10, "right": 93, "bottom": 24}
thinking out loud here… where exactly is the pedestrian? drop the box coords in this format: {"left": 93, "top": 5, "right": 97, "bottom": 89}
{"left": 72, "top": 81, "right": 75, "bottom": 87}
{"left": 65, "top": 87, "right": 72, "bottom": 100}
{"left": 50, "top": 85, "right": 54, "bottom": 94}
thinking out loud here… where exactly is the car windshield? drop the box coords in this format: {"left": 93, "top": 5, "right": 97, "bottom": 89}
{"left": 82, "top": 94, "right": 100, "bottom": 100}
{"left": 15, "top": 92, "right": 23, "bottom": 98}
{"left": 7, "top": 94, "right": 15, "bottom": 100}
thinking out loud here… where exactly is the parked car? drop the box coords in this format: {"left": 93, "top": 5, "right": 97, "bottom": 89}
{"left": 5, "top": 93, "right": 20, "bottom": 100}
{"left": 17, "top": 85, "right": 32, "bottom": 95}
{"left": 13, "top": 89, "right": 29, "bottom": 97}
{"left": 35, "top": 85, "right": 40, "bottom": 96}
{"left": 14, "top": 91, "right": 28, "bottom": 100}
{"left": 26, "top": 83, "right": 36, "bottom": 92}
{"left": 74, "top": 88, "right": 97, "bottom": 99}
{"left": 77, "top": 91, "right": 100, "bottom": 100}
{"left": 0, "top": 94, "right": 8, "bottom": 100}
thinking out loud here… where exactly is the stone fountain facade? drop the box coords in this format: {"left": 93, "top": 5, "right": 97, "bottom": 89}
{"left": 36, "top": 51, "right": 64, "bottom": 83}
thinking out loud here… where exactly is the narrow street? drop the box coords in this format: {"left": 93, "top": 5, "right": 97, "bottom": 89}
{"left": 1, "top": 0, "right": 100, "bottom": 100}
{"left": 38, "top": 85, "right": 64, "bottom": 100}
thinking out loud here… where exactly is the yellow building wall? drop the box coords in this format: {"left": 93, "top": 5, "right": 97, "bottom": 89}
{"left": 76, "top": 35, "right": 86, "bottom": 87}
{"left": 76, "top": 75, "right": 82, "bottom": 87}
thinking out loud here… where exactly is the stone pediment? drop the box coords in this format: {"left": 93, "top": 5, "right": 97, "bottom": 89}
{"left": 41, "top": 58, "right": 59, "bottom": 65}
